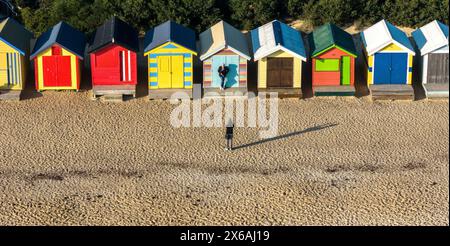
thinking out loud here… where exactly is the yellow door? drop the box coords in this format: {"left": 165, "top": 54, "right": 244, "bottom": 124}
{"left": 157, "top": 56, "right": 171, "bottom": 88}
{"left": 0, "top": 53, "right": 8, "bottom": 87}
{"left": 171, "top": 55, "right": 184, "bottom": 88}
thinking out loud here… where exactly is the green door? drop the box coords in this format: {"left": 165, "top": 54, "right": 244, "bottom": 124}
{"left": 341, "top": 56, "right": 351, "bottom": 85}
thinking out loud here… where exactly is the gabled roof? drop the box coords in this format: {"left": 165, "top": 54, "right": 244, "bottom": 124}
{"left": 251, "top": 20, "right": 306, "bottom": 61}
{"left": 144, "top": 20, "right": 196, "bottom": 54}
{"left": 309, "top": 23, "right": 357, "bottom": 57}
{"left": 31, "top": 21, "right": 86, "bottom": 60}
{"left": 88, "top": 17, "right": 139, "bottom": 53}
{"left": 412, "top": 20, "right": 449, "bottom": 56}
{"left": 360, "top": 19, "right": 415, "bottom": 56}
{"left": 0, "top": 17, "right": 33, "bottom": 55}
{"left": 199, "top": 20, "right": 251, "bottom": 61}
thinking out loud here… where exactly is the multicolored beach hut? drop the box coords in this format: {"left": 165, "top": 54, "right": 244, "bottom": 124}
{"left": 251, "top": 20, "right": 306, "bottom": 97}
{"left": 144, "top": 20, "right": 197, "bottom": 99}
{"left": 88, "top": 17, "right": 139, "bottom": 98}
{"left": 199, "top": 20, "right": 251, "bottom": 94}
{"left": 361, "top": 20, "right": 415, "bottom": 86}
{"left": 31, "top": 21, "right": 86, "bottom": 92}
{"left": 412, "top": 20, "right": 449, "bottom": 98}
{"left": 309, "top": 23, "right": 357, "bottom": 96}
{"left": 0, "top": 18, "right": 33, "bottom": 92}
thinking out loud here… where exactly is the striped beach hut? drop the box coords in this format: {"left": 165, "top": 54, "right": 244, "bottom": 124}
{"left": 31, "top": 21, "right": 86, "bottom": 92}
{"left": 309, "top": 23, "right": 357, "bottom": 96}
{"left": 88, "top": 17, "right": 139, "bottom": 98}
{"left": 144, "top": 20, "right": 197, "bottom": 99}
{"left": 0, "top": 18, "right": 33, "bottom": 92}
{"left": 412, "top": 20, "right": 449, "bottom": 98}
{"left": 199, "top": 21, "right": 251, "bottom": 95}
{"left": 361, "top": 20, "right": 415, "bottom": 86}
{"left": 251, "top": 20, "right": 307, "bottom": 97}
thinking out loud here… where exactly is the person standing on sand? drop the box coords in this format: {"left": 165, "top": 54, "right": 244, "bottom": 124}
{"left": 218, "top": 63, "right": 229, "bottom": 90}
{"left": 225, "top": 121, "right": 234, "bottom": 151}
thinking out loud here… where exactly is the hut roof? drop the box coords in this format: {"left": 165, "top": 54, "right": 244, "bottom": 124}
{"left": 199, "top": 20, "right": 251, "bottom": 61}
{"left": 88, "top": 17, "right": 139, "bottom": 53}
{"left": 251, "top": 20, "right": 306, "bottom": 61}
{"left": 412, "top": 20, "right": 449, "bottom": 56}
{"left": 31, "top": 21, "right": 86, "bottom": 60}
{"left": 308, "top": 23, "right": 357, "bottom": 57}
{"left": 0, "top": 17, "right": 33, "bottom": 55}
{"left": 144, "top": 20, "right": 196, "bottom": 54}
{"left": 360, "top": 20, "right": 415, "bottom": 56}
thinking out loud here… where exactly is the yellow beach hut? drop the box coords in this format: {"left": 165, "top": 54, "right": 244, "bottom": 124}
{"left": 0, "top": 18, "right": 33, "bottom": 96}
{"left": 250, "top": 20, "right": 307, "bottom": 97}
{"left": 144, "top": 21, "right": 197, "bottom": 99}
{"left": 30, "top": 22, "right": 86, "bottom": 92}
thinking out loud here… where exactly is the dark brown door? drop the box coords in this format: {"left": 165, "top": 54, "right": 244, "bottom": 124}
{"left": 427, "top": 53, "right": 449, "bottom": 84}
{"left": 266, "top": 58, "right": 293, "bottom": 88}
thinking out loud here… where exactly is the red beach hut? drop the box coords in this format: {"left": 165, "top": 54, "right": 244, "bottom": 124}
{"left": 309, "top": 23, "right": 357, "bottom": 96}
{"left": 88, "top": 17, "right": 139, "bottom": 98}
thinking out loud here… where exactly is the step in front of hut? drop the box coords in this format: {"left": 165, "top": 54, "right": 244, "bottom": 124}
{"left": 424, "top": 84, "right": 449, "bottom": 99}
{"left": 0, "top": 90, "right": 22, "bottom": 101}
{"left": 92, "top": 85, "right": 136, "bottom": 99}
{"left": 370, "top": 84, "right": 415, "bottom": 101}
{"left": 148, "top": 88, "right": 193, "bottom": 100}
{"left": 313, "top": 86, "right": 356, "bottom": 97}
{"left": 258, "top": 88, "right": 302, "bottom": 99}
{"left": 203, "top": 87, "right": 249, "bottom": 98}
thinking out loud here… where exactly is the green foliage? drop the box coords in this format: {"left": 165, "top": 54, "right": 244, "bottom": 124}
{"left": 302, "top": 0, "right": 360, "bottom": 27}
{"left": 150, "top": 0, "right": 221, "bottom": 33}
{"left": 287, "top": 0, "right": 308, "bottom": 19}
{"left": 10, "top": 0, "right": 450, "bottom": 35}
{"left": 383, "top": 0, "right": 449, "bottom": 27}
{"left": 229, "top": 0, "right": 286, "bottom": 30}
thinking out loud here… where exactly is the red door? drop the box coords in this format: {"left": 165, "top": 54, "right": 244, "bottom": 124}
{"left": 57, "top": 56, "right": 72, "bottom": 87}
{"left": 42, "top": 46, "right": 72, "bottom": 88}
{"left": 92, "top": 45, "right": 120, "bottom": 85}
{"left": 43, "top": 56, "right": 58, "bottom": 87}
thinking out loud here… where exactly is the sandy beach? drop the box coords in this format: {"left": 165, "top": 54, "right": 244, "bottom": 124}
{"left": 0, "top": 90, "right": 448, "bottom": 226}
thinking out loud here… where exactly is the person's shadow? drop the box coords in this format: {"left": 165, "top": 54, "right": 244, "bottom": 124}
{"left": 233, "top": 123, "right": 338, "bottom": 150}
{"left": 225, "top": 64, "right": 239, "bottom": 88}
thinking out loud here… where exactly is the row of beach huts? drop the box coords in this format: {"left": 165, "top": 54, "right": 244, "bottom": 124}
{"left": 0, "top": 17, "right": 448, "bottom": 101}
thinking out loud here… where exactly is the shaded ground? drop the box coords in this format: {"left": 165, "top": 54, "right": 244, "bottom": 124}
{"left": 0, "top": 92, "right": 448, "bottom": 225}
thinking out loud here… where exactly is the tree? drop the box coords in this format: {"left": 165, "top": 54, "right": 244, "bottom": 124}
{"left": 150, "top": 0, "right": 221, "bottom": 33}
{"left": 302, "top": 0, "right": 360, "bottom": 27}
{"left": 287, "top": 0, "right": 308, "bottom": 19}
{"left": 229, "top": 0, "right": 286, "bottom": 30}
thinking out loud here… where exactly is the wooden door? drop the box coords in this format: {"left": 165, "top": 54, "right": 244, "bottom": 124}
{"left": 171, "top": 55, "right": 184, "bottom": 88}
{"left": 267, "top": 58, "right": 293, "bottom": 88}
{"left": 280, "top": 58, "right": 293, "bottom": 87}
{"left": 267, "top": 58, "right": 280, "bottom": 87}
{"left": 427, "top": 53, "right": 449, "bottom": 84}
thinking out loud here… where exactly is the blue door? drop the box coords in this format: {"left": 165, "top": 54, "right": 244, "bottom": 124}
{"left": 212, "top": 55, "right": 239, "bottom": 88}
{"left": 373, "top": 53, "right": 391, "bottom": 84}
{"left": 373, "top": 53, "right": 407, "bottom": 84}
{"left": 390, "top": 53, "right": 408, "bottom": 84}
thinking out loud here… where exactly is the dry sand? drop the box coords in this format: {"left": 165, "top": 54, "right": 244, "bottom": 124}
{"left": 0, "top": 91, "right": 448, "bottom": 226}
